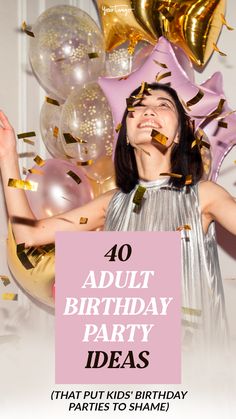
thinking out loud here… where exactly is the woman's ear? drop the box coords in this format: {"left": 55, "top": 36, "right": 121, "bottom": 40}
{"left": 174, "top": 132, "right": 180, "bottom": 144}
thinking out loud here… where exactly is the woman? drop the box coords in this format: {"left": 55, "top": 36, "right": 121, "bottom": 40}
{"left": 0, "top": 82, "right": 235, "bottom": 345}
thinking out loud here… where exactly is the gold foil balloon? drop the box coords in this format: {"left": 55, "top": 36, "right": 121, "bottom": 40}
{"left": 152, "top": 0, "right": 226, "bottom": 66}
{"left": 60, "top": 83, "right": 114, "bottom": 163}
{"left": 7, "top": 224, "right": 55, "bottom": 308}
{"left": 40, "top": 99, "right": 66, "bottom": 158}
{"left": 29, "top": 5, "right": 105, "bottom": 101}
{"left": 97, "top": 0, "right": 156, "bottom": 52}
{"left": 85, "top": 155, "right": 116, "bottom": 198}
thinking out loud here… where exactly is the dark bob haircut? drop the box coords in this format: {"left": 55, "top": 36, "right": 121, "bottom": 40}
{"left": 114, "top": 82, "right": 203, "bottom": 193}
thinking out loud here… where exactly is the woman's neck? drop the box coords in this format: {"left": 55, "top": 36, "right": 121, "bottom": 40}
{"left": 134, "top": 145, "right": 172, "bottom": 181}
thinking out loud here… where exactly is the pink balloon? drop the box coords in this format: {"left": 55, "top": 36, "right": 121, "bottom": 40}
{"left": 25, "top": 159, "right": 93, "bottom": 219}
{"left": 98, "top": 37, "right": 225, "bottom": 155}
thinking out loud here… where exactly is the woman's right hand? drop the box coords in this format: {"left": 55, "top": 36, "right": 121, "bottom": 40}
{"left": 0, "top": 111, "right": 17, "bottom": 161}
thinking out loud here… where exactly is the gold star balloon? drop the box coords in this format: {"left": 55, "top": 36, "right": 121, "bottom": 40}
{"left": 97, "top": 0, "right": 157, "bottom": 52}
{"left": 97, "top": 0, "right": 227, "bottom": 66}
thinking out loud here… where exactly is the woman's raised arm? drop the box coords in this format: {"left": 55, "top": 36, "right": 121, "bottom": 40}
{"left": 0, "top": 111, "right": 116, "bottom": 247}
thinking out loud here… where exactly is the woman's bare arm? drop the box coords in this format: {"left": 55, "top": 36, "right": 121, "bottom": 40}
{"left": 199, "top": 180, "right": 236, "bottom": 235}
{"left": 0, "top": 111, "right": 117, "bottom": 247}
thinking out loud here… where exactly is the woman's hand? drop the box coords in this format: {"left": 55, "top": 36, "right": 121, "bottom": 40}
{"left": 0, "top": 111, "right": 17, "bottom": 161}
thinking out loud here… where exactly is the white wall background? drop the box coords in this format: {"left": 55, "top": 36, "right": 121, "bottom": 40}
{"left": 0, "top": 2, "right": 236, "bottom": 417}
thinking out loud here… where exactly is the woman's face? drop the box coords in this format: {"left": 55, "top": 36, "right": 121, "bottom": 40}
{"left": 126, "top": 89, "right": 180, "bottom": 149}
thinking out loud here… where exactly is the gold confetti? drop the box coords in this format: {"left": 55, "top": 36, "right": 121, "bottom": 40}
{"left": 45, "top": 96, "right": 60, "bottom": 106}
{"left": 153, "top": 59, "right": 168, "bottom": 68}
{"left": 186, "top": 90, "right": 204, "bottom": 107}
{"left": 21, "top": 21, "right": 35, "bottom": 37}
{"left": 8, "top": 178, "right": 38, "bottom": 191}
{"left": 180, "top": 98, "right": 191, "bottom": 112}
{"left": 182, "top": 306, "right": 201, "bottom": 316}
{"left": 157, "top": 5, "right": 174, "bottom": 21}
{"left": 213, "top": 43, "right": 227, "bottom": 56}
{"left": 34, "top": 155, "right": 45, "bottom": 166}
{"left": 182, "top": 319, "right": 199, "bottom": 329}
{"left": 115, "top": 123, "right": 122, "bottom": 133}
{"left": 193, "top": 99, "right": 225, "bottom": 121}
{"left": 77, "top": 160, "right": 93, "bottom": 166}
{"left": 155, "top": 71, "right": 172, "bottom": 82}
{"left": 160, "top": 172, "right": 182, "bottom": 179}
{"left": 151, "top": 129, "right": 168, "bottom": 146}
{"left": 0, "top": 275, "right": 11, "bottom": 286}
{"left": 218, "top": 121, "right": 228, "bottom": 128}
{"left": 63, "top": 133, "right": 87, "bottom": 144}
{"left": 11, "top": 216, "right": 38, "bottom": 226}
{"left": 185, "top": 174, "right": 193, "bottom": 185}
{"left": 2, "top": 293, "right": 18, "bottom": 301}
{"left": 28, "top": 168, "right": 44, "bottom": 175}
{"left": 17, "top": 243, "right": 34, "bottom": 270}
{"left": 133, "top": 185, "right": 146, "bottom": 206}
{"left": 220, "top": 14, "right": 234, "bottom": 31}
{"left": 80, "top": 217, "right": 88, "bottom": 224}
{"left": 53, "top": 126, "right": 59, "bottom": 138}
{"left": 88, "top": 52, "right": 99, "bottom": 59}
{"left": 67, "top": 170, "right": 81, "bottom": 185}
{"left": 23, "top": 138, "right": 35, "bottom": 146}
{"left": 176, "top": 225, "right": 191, "bottom": 231}
{"left": 17, "top": 131, "right": 36, "bottom": 139}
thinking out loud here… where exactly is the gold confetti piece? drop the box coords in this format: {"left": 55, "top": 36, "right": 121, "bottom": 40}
{"left": 80, "top": 217, "right": 88, "bottom": 224}
{"left": 185, "top": 174, "right": 192, "bottom": 185}
{"left": 63, "top": 132, "right": 87, "bottom": 144}
{"left": 182, "top": 306, "right": 201, "bottom": 316}
{"left": 115, "top": 123, "right": 122, "bottom": 133}
{"left": 16, "top": 243, "right": 34, "bottom": 270}
{"left": 11, "top": 216, "right": 38, "bottom": 226}
{"left": 180, "top": 98, "right": 191, "bottom": 112}
{"left": 193, "top": 99, "right": 226, "bottom": 121}
{"left": 160, "top": 172, "right": 183, "bottom": 179}
{"left": 155, "top": 71, "right": 172, "bottom": 82}
{"left": 153, "top": 59, "right": 168, "bottom": 68}
{"left": 218, "top": 121, "right": 228, "bottom": 128}
{"left": 2, "top": 293, "right": 18, "bottom": 301}
{"left": 17, "top": 131, "right": 36, "bottom": 139}
{"left": 53, "top": 126, "right": 59, "bottom": 138}
{"left": 28, "top": 168, "right": 44, "bottom": 175}
{"left": 8, "top": 178, "right": 38, "bottom": 191}
{"left": 67, "top": 170, "right": 81, "bottom": 185}
{"left": 186, "top": 89, "right": 204, "bottom": 107}
{"left": 220, "top": 14, "right": 234, "bottom": 31}
{"left": 215, "top": 109, "right": 236, "bottom": 121}
{"left": 133, "top": 185, "right": 146, "bottom": 206}
{"left": 33, "top": 155, "right": 45, "bottom": 167}
{"left": 176, "top": 225, "right": 191, "bottom": 231}
{"left": 157, "top": 5, "right": 174, "bottom": 21}
{"left": 213, "top": 43, "right": 227, "bottom": 56}
{"left": 45, "top": 96, "right": 60, "bottom": 106}
{"left": 23, "top": 138, "right": 35, "bottom": 146}
{"left": 21, "top": 21, "right": 35, "bottom": 37}
{"left": 151, "top": 129, "right": 168, "bottom": 146}
{"left": 136, "top": 81, "right": 151, "bottom": 98}
{"left": 88, "top": 52, "right": 99, "bottom": 59}
{"left": 0, "top": 275, "right": 11, "bottom": 287}
{"left": 76, "top": 160, "right": 93, "bottom": 166}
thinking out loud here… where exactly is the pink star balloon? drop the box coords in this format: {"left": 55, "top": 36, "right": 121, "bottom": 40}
{"left": 98, "top": 37, "right": 225, "bottom": 154}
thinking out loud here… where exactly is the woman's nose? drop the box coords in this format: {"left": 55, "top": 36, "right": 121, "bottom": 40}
{"left": 143, "top": 106, "right": 157, "bottom": 116}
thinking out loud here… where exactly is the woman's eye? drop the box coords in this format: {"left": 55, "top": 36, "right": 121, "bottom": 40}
{"left": 158, "top": 102, "right": 169, "bottom": 108}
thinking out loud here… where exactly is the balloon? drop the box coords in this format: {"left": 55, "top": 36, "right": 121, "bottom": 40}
{"left": 60, "top": 83, "right": 114, "bottom": 163}
{"left": 29, "top": 5, "right": 105, "bottom": 100}
{"left": 40, "top": 100, "right": 66, "bottom": 158}
{"left": 98, "top": 37, "right": 225, "bottom": 154}
{"left": 97, "top": 0, "right": 226, "bottom": 67}
{"left": 96, "top": 0, "right": 156, "bottom": 52}
{"left": 7, "top": 224, "right": 55, "bottom": 308}
{"left": 25, "top": 159, "right": 93, "bottom": 218}
{"left": 84, "top": 155, "right": 115, "bottom": 183}
{"left": 200, "top": 72, "right": 236, "bottom": 181}
{"left": 105, "top": 42, "right": 153, "bottom": 77}
{"left": 89, "top": 175, "right": 117, "bottom": 198}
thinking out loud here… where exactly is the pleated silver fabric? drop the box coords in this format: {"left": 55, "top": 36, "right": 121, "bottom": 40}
{"left": 104, "top": 178, "right": 228, "bottom": 348}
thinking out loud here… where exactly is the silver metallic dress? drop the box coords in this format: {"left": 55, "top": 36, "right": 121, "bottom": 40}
{"left": 104, "top": 178, "right": 228, "bottom": 348}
